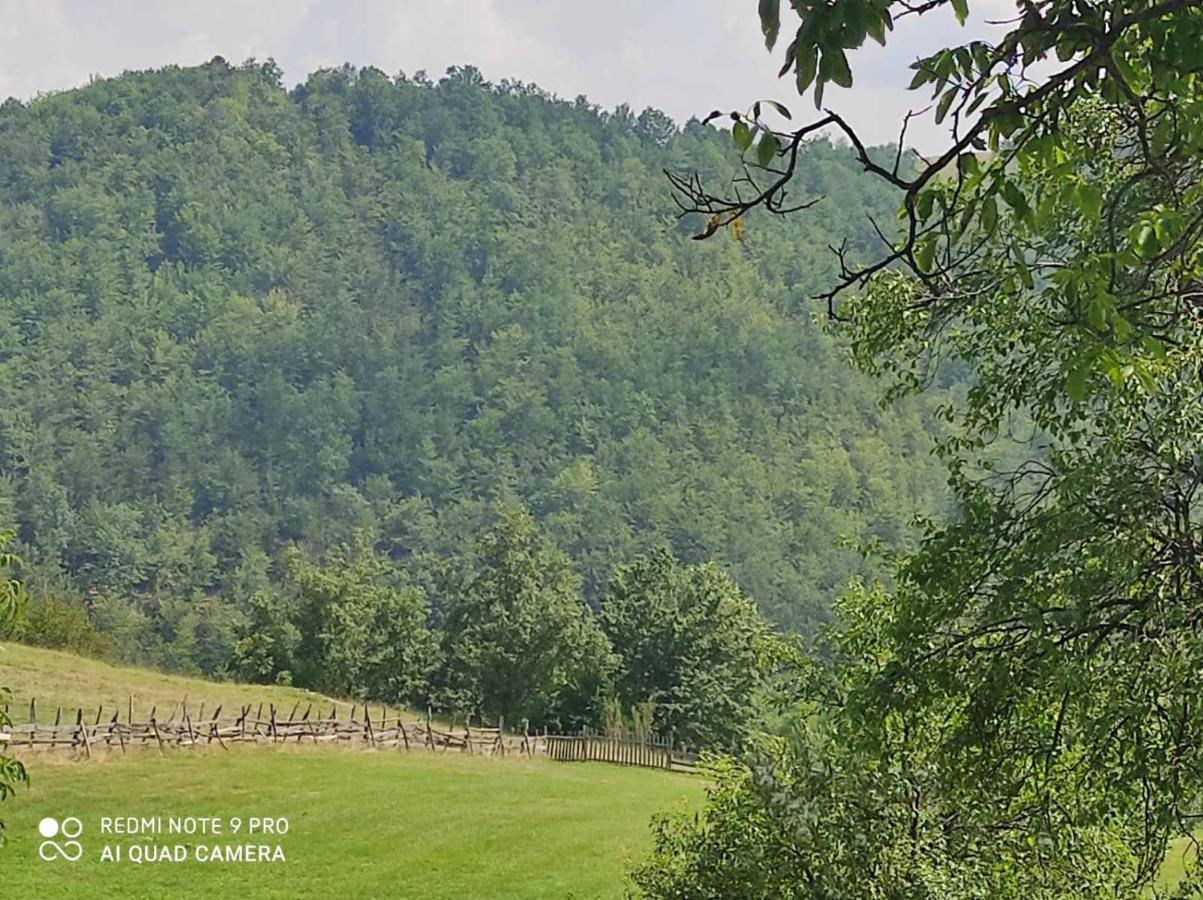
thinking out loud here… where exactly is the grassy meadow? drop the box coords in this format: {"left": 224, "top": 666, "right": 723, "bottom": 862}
{"left": 0, "top": 643, "right": 368, "bottom": 722}
{"left": 0, "top": 644, "right": 700, "bottom": 897}
{"left": 3, "top": 748, "right": 698, "bottom": 898}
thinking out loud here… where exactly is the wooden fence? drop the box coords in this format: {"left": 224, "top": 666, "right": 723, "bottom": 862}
{"left": 545, "top": 732, "right": 699, "bottom": 774}
{"left": 0, "top": 698, "right": 702, "bottom": 774}
{"left": 0, "top": 699, "right": 534, "bottom": 758}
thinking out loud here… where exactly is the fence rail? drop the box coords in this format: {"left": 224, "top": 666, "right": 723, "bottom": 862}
{"left": 0, "top": 698, "right": 702, "bottom": 774}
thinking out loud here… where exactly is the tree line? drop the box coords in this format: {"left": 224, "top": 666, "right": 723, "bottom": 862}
{"left": 231, "top": 501, "right": 798, "bottom": 750}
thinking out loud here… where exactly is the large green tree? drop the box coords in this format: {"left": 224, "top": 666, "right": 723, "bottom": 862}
{"left": 647, "top": 0, "right": 1203, "bottom": 894}
{"left": 279, "top": 534, "right": 436, "bottom": 704}
{"left": 600, "top": 550, "right": 784, "bottom": 750}
{"left": 438, "top": 506, "right": 613, "bottom": 726}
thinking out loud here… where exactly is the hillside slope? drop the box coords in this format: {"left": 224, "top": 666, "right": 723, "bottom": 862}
{"left": 0, "top": 642, "right": 354, "bottom": 720}
{"left": 0, "top": 59, "right": 954, "bottom": 670}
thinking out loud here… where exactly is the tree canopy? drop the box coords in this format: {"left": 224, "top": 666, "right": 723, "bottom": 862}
{"left": 0, "top": 58, "right": 957, "bottom": 672}
{"left": 437, "top": 505, "right": 612, "bottom": 725}
{"left": 600, "top": 550, "right": 788, "bottom": 750}
{"left": 642, "top": 0, "right": 1203, "bottom": 895}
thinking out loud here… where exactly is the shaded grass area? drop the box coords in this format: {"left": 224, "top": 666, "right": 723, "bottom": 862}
{"left": 2, "top": 747, "right": 699, "bottom": 898}
{"left": 1156, "top": 833, "right": 1200, "bottom": 895}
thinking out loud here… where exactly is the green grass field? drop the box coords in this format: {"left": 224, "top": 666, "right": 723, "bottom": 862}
{"left": 3, "top": 748, "right": 697, "bottom": 898}
{"left": 0, "top": 644, "right": 700, "bottom": 897}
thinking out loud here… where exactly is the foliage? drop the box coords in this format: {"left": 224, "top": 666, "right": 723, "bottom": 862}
{"left": 0, "top": 58, "right": 955, "bottom": 674}
{"left": 230, "top": 591, "right": 300, "bottom": 686}
{"left": 0, "top": 529, "right": 27, "bottom": 847}
{"left": 632, "top": 585, "right": 1141, "bottom": 898}
{"left": 19, "top": 594, "right": 114, "bottom": 658}
{"left": 222, "top": 512, "right": 786, "bottom": 741}
{"left": 600, "top": 550, "right": 787, "bottom": 750}
{"left": 602, "top": 697, "right": 658, "bottom": 741}
{"left": 651, "top": 0, "right": 1203, "bottom": 893}
{"left": 437, "top": 506, "right": 613, "bottom": 726}
{"left": 282, "top": 534, "right": 437, "bottom": 704}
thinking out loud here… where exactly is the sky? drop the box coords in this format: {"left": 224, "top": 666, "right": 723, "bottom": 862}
{"left": 0, "top": 0, "right": 1019, "bottom": 148}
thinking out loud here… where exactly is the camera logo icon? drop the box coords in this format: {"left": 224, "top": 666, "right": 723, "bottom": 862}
{"left": 37, "top": 816, "right": 84, "bottom": 862}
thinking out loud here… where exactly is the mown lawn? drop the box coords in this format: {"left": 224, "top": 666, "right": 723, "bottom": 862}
{"left": 1, "top": 746, "right": 699, "bottom": 898}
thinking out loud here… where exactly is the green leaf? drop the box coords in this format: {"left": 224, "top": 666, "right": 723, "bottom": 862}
{"left": 908, "top": 64, "right": 933, "bottom": 90}
{"left": 796, "top": 45, "right": 819, "bottom": 93}
{"left": 970, "top": 41, "right": 991, "bottom": 74}
{"left": 981, "top": 195, "right": 998, "bottom": 233}
{"left": 763, "top": 99, "right": 792, "bottom": 120}
{"left": 916, "top": 189, "right": 935, "bottom": 222}
{"left": 733, "top": 120, "right": 754, "bottom": 152}
{"left": 1111, "top": 314, "right": 1133, "bottom": 341}
{"left": 935, "top": 88, "right": 956, "bottom": 124}
{"left": 1135, "top": 363, "right": 1156, "bottom": 393}
{"left": 1065, "top": 364, "right": 1089, "bottom": 402}
{"left": 1001, "top": 181, "right": 1028, "bottom": 216}
{"left": 1075, "top": 182, "right": 1102, "bottom": 219}
{"left": 866, "top": 11, "right": 889, "bottom": 46}
{"left": 951, "top": 0, "right": 969, "bottom": 25}
{"left": 1017, "top": 261, "right": 1034, "bottom": 289}
{"left": 915, "top": 235, "right": 937, "bottom": 273}
{"left": 1136, "top": 225, "right": 1159, "bottom": 258}
{"left": 759, "top": 0, "right": 781, "bottom": 50}
{"left": 757, "top": 131, "right": 779, "bottom": 167}
{"left": 827, "top": 48, "right": 854, "bottom": 89}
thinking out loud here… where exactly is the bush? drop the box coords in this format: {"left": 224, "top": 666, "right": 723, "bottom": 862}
{"left": 21, "top": 595, "right": 114, "bottom": 658}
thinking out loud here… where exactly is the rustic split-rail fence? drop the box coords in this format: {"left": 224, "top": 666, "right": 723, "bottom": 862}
{"left": 0, "top": 698, "right": 701, "bottom": 774}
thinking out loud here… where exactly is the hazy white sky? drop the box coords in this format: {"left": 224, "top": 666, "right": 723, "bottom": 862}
{"left": 0, "top": 0, "right": 1018, "bottom": 147}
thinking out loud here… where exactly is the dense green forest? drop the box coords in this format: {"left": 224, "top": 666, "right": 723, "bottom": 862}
{"left": 0, "top": 58, "right": 952, "bottom": 677}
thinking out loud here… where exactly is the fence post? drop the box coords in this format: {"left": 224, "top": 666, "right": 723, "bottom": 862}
{"left": 80, "top": 709, "right": 92, "bottom": 759}
{"left": 149, "top": 707, "right": 165, "bottom": 752}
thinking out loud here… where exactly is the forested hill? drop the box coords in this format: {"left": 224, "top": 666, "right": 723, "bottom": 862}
{"left": 0, "top": 58, "right": 951, "bottom": 666}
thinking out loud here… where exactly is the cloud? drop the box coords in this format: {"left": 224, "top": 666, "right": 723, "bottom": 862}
{"left": 0, "top": 0, "right": 1016, "bottom": 147}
